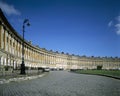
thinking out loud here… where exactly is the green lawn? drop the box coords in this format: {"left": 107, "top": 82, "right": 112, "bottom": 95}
{"left": 75, "top": 70, "right": 120, "bottom": 77}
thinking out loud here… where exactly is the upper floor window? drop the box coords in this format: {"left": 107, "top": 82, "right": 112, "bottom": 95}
{"left": 7, "top": 37, "right": 9, "bottom": 43}
{"left": 13, "top": 42, "right": 15, "bottom": 47}
{"left": 10, "top": 40, "right": 12, "bottom": 45}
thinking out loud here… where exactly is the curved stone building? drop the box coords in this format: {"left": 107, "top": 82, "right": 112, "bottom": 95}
{"left": 0, "top": 9, "right": 120, "bottom": 71}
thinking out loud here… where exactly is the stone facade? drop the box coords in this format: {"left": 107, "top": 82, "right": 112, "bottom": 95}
{"left": 0, "top": 9, "right": 120, "bottom": 70}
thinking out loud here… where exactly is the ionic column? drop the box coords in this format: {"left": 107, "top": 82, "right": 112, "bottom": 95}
{"left": 3, "top": 27, "right": 6, "bottom": 50}
{"left": 0, "top": 23, "right": 4, "bottom": 49}
{"left": 26, "top": 47, "right": 28, "bottom": 60}
{"left": 0, "top": 21, "right": 2, "bottom": 49}
{"left": 11, "top": 37, "right": 13, "bottom": 54}
{"left": 7, "top": 33, "right": 10, "bottom": 53}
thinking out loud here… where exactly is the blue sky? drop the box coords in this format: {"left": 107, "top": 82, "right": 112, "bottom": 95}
{"left": 0, "top": 0, "right": 120, "bottom": 57}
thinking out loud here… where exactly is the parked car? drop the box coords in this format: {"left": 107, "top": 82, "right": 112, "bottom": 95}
{"left": 43, "top": 67, "right": 50, "bottom": 72}
{"left": 50, "top": 67, "right": 57, "bottom": 71}
{"left": 59, "top": 68, "right": 64, "bottom": 71}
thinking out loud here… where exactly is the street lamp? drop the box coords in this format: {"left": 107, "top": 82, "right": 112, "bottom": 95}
{"left": 20, "top": 19, "right": 30, "bottom": 74}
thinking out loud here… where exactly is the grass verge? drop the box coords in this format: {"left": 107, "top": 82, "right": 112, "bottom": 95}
{"left": 74, "top": 70, "right": 120, "bottom": 77}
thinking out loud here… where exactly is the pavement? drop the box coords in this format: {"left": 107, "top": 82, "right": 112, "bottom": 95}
{"left": 0, "top": 73, "right": 46, "bottom": 84}
{"left": 0, "top": 71, "right": 119, "bottom": 96}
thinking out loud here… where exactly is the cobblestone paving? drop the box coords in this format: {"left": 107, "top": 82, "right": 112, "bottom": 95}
{"left": 0, "top": 71, "right": 120, "bottom": 96}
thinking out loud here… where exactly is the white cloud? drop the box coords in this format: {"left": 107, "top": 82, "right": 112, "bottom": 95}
{"left": 0, "top": 1, "right": 21, "bottom": 15}
{"left": 115, "top": 24, "right": 120, "bottom": 28}
{"left": 115, "top": 16, "right": 120, "bottom": 35}
{"left": 115, "top": 23, "right": 120, "bottom": 35}
{"left": 117, "top": 16, "right": 120, "bottom": 22}
{"left": 108, "top": 21, "right": 113, "bottom": 27}
{"left": 109, "top": 16, "right": 120, "bottom": 35}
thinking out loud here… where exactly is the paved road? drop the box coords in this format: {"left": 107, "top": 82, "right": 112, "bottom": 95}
{"left": 0, "top": 71, "right": 120, "bottom": 96}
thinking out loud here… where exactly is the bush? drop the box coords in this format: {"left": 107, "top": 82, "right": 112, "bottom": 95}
{"left": 97, "top": 65, "right": 102, "bottom": 70}
{"left": 4, "top": 66, "right": 9, "bottom": 71}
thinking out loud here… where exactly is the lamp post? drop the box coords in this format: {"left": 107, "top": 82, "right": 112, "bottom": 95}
{"left": 20, "top": 19, "right": 30, "bottom": 74}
